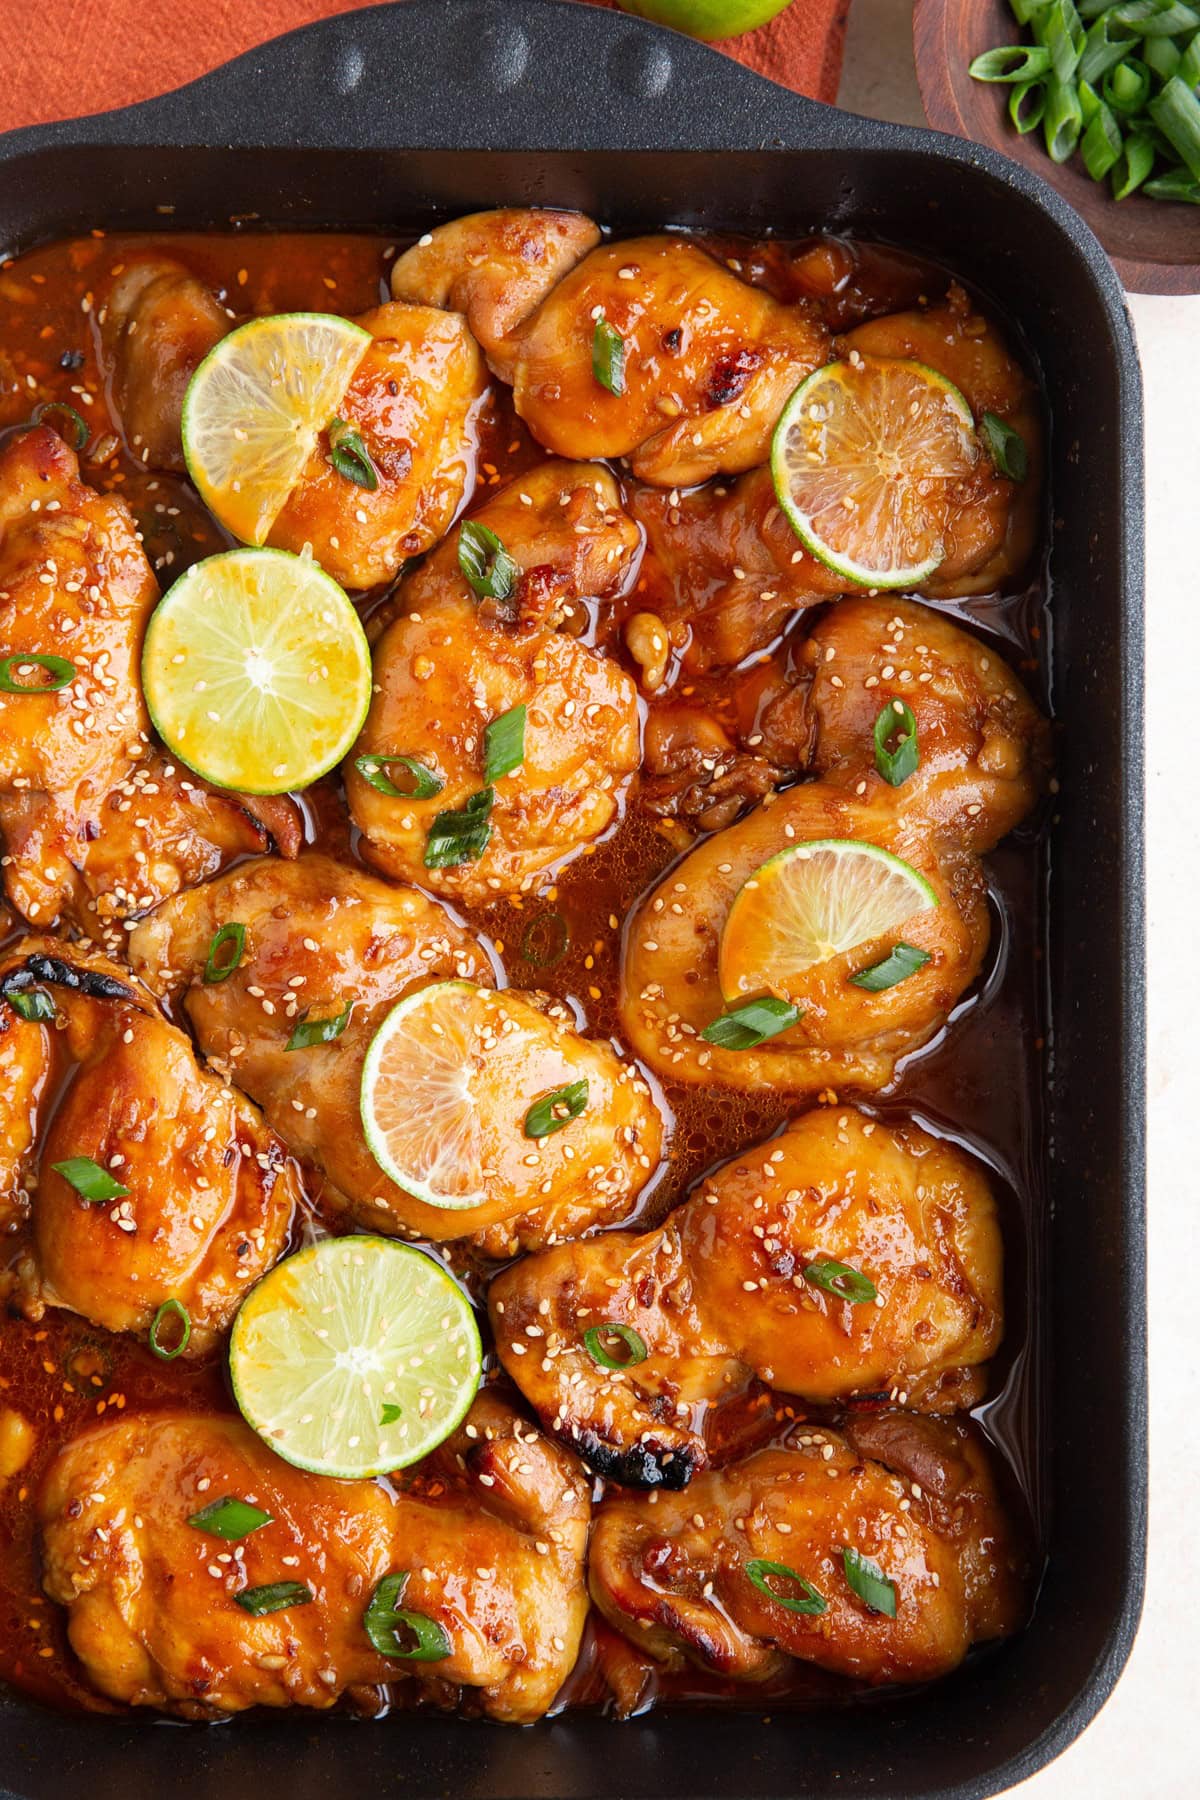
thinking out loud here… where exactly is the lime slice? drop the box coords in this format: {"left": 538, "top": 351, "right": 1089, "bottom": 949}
{"left": 229, "top": 1235, "right": 482, "bottom": 1478}
{"left": 770, "top": 357, "right": 979, "bottom": 588}
{"left": 182, "top": 312, "right": 371, "bottom": 545}
{"left": 719, "top": 838, "right": 938, "bottom": 1002}
{"left": 142, "top": 547, "right": 372, "bottom": 794}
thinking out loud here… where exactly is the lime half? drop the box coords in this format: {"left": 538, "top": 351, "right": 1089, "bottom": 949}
{"left": 719, "top": 838, "right": 938, "bottom": 1002}
{"left": 770, "top": 356, "right": 980, "bottom": 589}
{"left": 142, "top": 547, "right": 372, "bottom": 794}
{"left": 229, "top": 1236, "right": 482, "bottom": 1478}
{"left": 182, "top": 311, "right": 371, "bottom": 545}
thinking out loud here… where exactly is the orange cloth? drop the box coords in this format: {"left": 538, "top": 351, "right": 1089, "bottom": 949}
{"left": 0, "top": 0, "right": 849, "bottom": 134}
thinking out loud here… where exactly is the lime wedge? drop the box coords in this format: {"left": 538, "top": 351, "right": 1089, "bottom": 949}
{"left": 229, "top": 1236, "right": 481, "bottom": 1478}
{"left": 181, "top": 311, "right": 371, "bottom": 545}
{"left": 719, "top": 838, "right": 938, "bottom": 1002}
{"left": 770, "top": 357, "right": 980, "bottom": 588}
{"left": 142, "top": 547, "right": 371, "bottom": 794}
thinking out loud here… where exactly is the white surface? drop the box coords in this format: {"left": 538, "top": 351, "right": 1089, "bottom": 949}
{"left": 838, "top": 4, "right": 1196, "bottom": 1796}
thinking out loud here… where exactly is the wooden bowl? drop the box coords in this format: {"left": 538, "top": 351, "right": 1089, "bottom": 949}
{"left": 913, "top": 0, "right": 1200, "bottom": 292}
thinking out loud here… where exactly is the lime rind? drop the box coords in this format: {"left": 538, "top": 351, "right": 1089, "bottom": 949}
{"left": 720, "top": 837, "right": 938, "bottom": 1002}
{"left": 770, "top": 357, "right": 978, "bottom": 590}
{"left": 229, "top": 1235, "right": 482, "bottom": 1479}
{"left": 181, "top": 311, "right": 372, "bottom": 546}
{"left": 142, "top": 547, "right": 372, "bottom": 795}
{"left": 360, "top": 980, "right": 491, "bottom": 1211}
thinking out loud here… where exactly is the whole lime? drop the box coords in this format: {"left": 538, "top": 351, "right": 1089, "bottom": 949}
{"left": 617, "top": 1, "right": 794, "bottom": 42}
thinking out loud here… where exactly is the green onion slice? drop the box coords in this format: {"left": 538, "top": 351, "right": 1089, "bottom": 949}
{"left": 701, "top": 996, "right": 801, "bottom": 1051}
{"left": 149, "top": 1298, "right": 191, "bottom": 1360}
{"left": 849, "top": 942, "right": 932, "bottom": 992}
{"left": 286, "top": 1001, "right": 353, "bottom": 1051}
{"left": 203, "top": 921, "right": 246, "bottom": 985}
{"left": 804, "top": 1259, "right": 878, "bottom": 1305}
{"left": 1034, "top": 0, "right": 1086, "bottom": 83}
{"left": 380, "top": 1402, "right": 402, "bottom": 1425}
{"left": 364, "top": 1573, "right": 451, "bottom": 1662}
{"left": 327, "top": 415, "right": 379, "bottom": 492}
{"left": 458, "top": 520, "right": 519, "bottom": 603}
{"left": 745, "top": 1558, "right": 827, "bottom": 1616}
{"left": 519, "top": 910, "right": 570, "bottom": 968}
{"left": 1112, "top": 129, "right": 1157, "bottom": 196}
{"left": 1009, "top": 78, "right": 1049, "bottom": 132}
{"left": 424, "top": 787, "right": 494, "bottom": 869}
{"left": 524, "top": 1078, "right": 589, "bottom": 1140}
{"left": 592, "top": 316, "right": 627, "bottom": 396}
{"left": 1104, "top": 55, "right": 1151, "bottom": 114}
{"left": 1143, "top": 168, "right": 1200, "bottom": 199}
{"left": 1109, "top": 0, "right": 1200, "bottom": 37}
{"left": 483, "top": 703, "right": 527, "bottom": 784}
{"left": 873, "top": 701, "right": 919, "bottom": 786}
{"left": 0, "top": 654, "right": 76, "bottom": 694}
{"left": 969, "top": 43, "right": 1052, "bottom": 80}
{"left": 354, "top": 753, "right": 443, "bottom": 800}
{"left": 188, "top": 1496, "right": 274, "bottom": 1540}
{"left": 980, "top": 413, "right": 1029, "bottom": 482}
{"left": 583, "top": 1323, "right": 648, "bottom": 1371}
{"left": 31, "top": 400, "right": 88, "bottom": 450}
{"left": 7, "top": 987, "right": 54, "bottom": 1021}
{"left": 843, "top": 1546, "right": 897, "bottom": 1617}
{"left": 1150, "top": 75, "right": 1200, "bottom": 181}
{"left": 1081, "top": 99, "right": 1124, "bottom": 178}
{"left": 1043, "top": 73, "right": 1084, "bottom": 160}
{"left": 52, "top": 1156, "right": 129, "bottom": 1204}
{"left": 235, "top": 1580, "right": 314, "bottom": 1617}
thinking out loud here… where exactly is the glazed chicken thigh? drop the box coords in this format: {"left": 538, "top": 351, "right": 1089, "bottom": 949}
{"left": 98, "top": 254, "right": 231, "bottom": 472}
{"left": 491, "top": 1107, "right": 1002, "bottom": 1486}
{"left": 589, "top": 1412, "right": 1028, "bottom": 1686}
{"left": 39, "top": 1391, "right": 590, "bottom": 1722}
{"left": 346, "top": 460, "right": 642, "bottom": 906}
{"left": 0, "top": 938, "right": 300, "bottom": 1352}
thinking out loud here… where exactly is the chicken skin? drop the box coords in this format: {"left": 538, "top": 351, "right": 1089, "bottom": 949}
{"left": 393, "top": 212, "right": 830, "bottom": 486}
{"left": 0, "top": 938, "right": 300, "bottom": 1353}
{"left": 491, "top": 1108, "right": 1002, "bottom": 1487}
{"left": 347, "top": 461, "right": 642, "bottom": 906}
{"left": 39, "top": 1391, "right": 591, "bottom": 1722}
{"left": 0, "top": 425, "right": 156, "bottom": 926}
{"left": 127, "top": 855, "right": 661, "bottom": 1255}
{"left": 589, "top": 1412, "right": 1028, "bottom": 1687}
{"left": 98, "top": 254, "right": 231, "bottom": 472}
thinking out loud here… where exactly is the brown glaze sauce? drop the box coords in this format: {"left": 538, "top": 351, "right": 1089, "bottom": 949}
{"left": 0, "top": 228, "right": 1050, "bottom": 1719}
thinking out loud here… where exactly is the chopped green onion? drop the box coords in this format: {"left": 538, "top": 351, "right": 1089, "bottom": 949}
{"left": 286, "top": 1001, "right": 352, "bottom": 1051}
{"left": 849, "top": 942, "right": 932, "bottom": 992}
{"left": 424, "top": 787, "right": 494, "bottom": 869}
{"left": 31, "top": 400, "right": 88, "bottom": 450}
{"left": 1079, "top": 14, "right": 1130, "bottom": 83}
{"left": 1112, "top": 128, "right": 1158, "bottom": 193}
{"left": 843, "top": 1546, "right": 897, "bottom": 1617}
{"left": 380, "top": 1402, "right": 403, "bottom": 1425}
{"left": 1104, "top": 56, "right": 1151, "bottom": 113}
{"left": 327, "top": 416, "right": 379, "bottom": 492}
{"left": 583, "top": 1323, "right": 648, "bottom": 1371}
{"left": 7, "top": 987, "right": 54, "bottom": 1021}
{"left": 873, "top": 700, "right": 919, "bottom": 786}
{"left": 1180, "top": 30, "right": 1200, "bottom": 85}
{"left": 1150, "top": 75, "right": 1200, "bottom": 178}
{"left": 701, "top": 996, "right": 801, "bottom": 1051}
{"left": 1077, "top": 75, "right": 1103, "bottom": 124}
{"left": 969, "top": 43, "right": 1052, "bottom": 79}
{"left": 149, "top": 1298, "right": 191, "bottom": 1360}
{"left": 804, "top": 1259, "right": 879, "bottom": 1304}
{"left": 1143, "top": 167, "right": 1200, "bottom": 196}
{"left": 51, "top": 1156, "right": 129, "bottom": 1204}
{"left": 980, "top": 412, "right": 1030, "bottom": 481}
{"left": 235, "top": 1580, "right": 314, "bottom": 1617}
{"left": 745, "top": 1558, "right": 827, "bottom": 1616}
{"left": 1142, "top": 31, "right": 1182, "bottom": 77}
{"left": 363, "top": 1573, "right": 450, "bottom": 1661}
{"left": 519, "top": 910, "right": 570, "bottom": 968}
{"left": 592, "top": 316, "right": 627, "bottom": 396}
{"left": 203, "top": 921, "right": 246, "bottom": 985}
{"left": 1010, "top": 78, "right": 1049, "bottom": 130}
{"left": 524, "top": 1078, "right": 589, "bottom": 1139}
{"left": 483, "top": 703, "right": 527, "bottom": 784}
{"left": 458, "top": 520, "right": 518, "bottom": 603}
{"left": 1082, "top": 98, "right": 1125, "bottom": 177}
{"left": 1110, "top": 0, "right": 1200, "bottom": 36}
{"left": 354, "top": 753, "right": 444, "bottom": 799}
{"left": 188, "top": 1496, "right": 273, "bottom": 1540}
{"left": 1044, "top": 73, "right": 1085, "bottom": 159}
{"left": 0, "top": 654, "right": 76, "bottom": 694}
{"left": 1033, "top": 0, "right": 1086, "bottom": 82}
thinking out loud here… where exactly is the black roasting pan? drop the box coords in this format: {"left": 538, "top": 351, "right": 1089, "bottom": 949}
{"left": 0, "top": 2, "right": 1146, "bottom": 1796}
